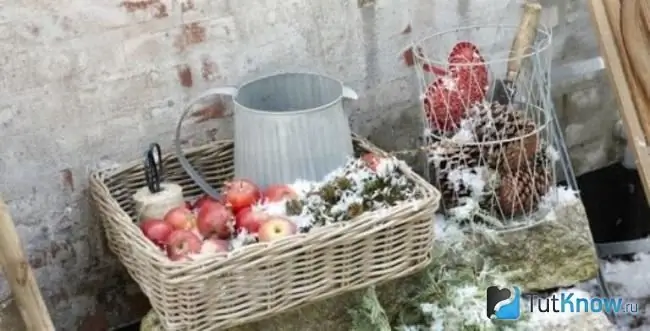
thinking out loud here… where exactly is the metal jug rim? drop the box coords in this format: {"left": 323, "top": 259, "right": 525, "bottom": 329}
{"left": 229, "top": 71, "right": 358, "bottom": 115}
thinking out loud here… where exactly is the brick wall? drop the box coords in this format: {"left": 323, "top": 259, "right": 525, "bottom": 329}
{"left": 0, "top": 0, "right": 621, "bottom": 329}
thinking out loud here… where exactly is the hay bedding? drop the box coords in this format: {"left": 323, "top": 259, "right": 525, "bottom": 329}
{"left": 141, "top": 250, "right": 650, "bottom": 330}
{"left": 388, "top": 191, "right": 608, "bottom": 331}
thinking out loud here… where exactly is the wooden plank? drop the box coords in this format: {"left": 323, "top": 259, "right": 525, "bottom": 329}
{"left": 0, "top": 197, "right": 55, "bottom": 331}
{"left": 587, "top": 0, "right": 650, "bottom": 204}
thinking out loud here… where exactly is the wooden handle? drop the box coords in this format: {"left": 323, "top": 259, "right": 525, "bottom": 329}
{"left": 0, "top": 198, "right": 55, "bottom": 331}
{"left": 506, "top": 2, "right": 542, "bottom": 81}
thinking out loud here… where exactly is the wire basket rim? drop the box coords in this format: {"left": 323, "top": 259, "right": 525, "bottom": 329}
{"left": 411, "top": 23, "right": 553, "bottom": 67}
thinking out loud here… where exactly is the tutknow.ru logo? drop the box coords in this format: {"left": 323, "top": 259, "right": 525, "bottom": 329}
{"left": 528, "top": 291, "right": 638, "bottom": 314}
{"left": 487, "top": 286, "right": 639, "bottom": 321}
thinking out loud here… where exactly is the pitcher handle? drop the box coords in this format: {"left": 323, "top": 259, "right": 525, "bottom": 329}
{"left": 342, "top": 85, "right": 358, "bottom": 100}
{"left": 174, "top": 87, "right": 237, "bottom": 200}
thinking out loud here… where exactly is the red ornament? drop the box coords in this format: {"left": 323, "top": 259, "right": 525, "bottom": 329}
{"left": 449, "top": 41, "right": 489, "bottom": 106}
{"left": 423, "top": 42, "right": 488, "bottom": 132}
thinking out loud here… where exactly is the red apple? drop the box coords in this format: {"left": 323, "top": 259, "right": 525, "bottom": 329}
{"left": 193, "top": 194, "right": 221, "bottom": 211}
{"left": 200, "top": 237, "right": 230, "bottom": 254}
{"left": 166, "top": 230, "right": 202, "bottom": 261}
{"left": 258, "top": 217, "right": 297, "bottom": 242}
{"left": 184, "top": 201, "right": 193, "bottom": 210}
{"left": 163, "top": 206, "right": 196, "bottom": 230}
{"left": 263, "top": 184, "right": 298, "bottom": 203}
{"left": 222, "top": 179, "right": 261, "bottom": 213}
{"left": 139, "top": 219, "right": 173, "bottom": 247}
{"left": 235, "top": 207, "right": 270, "bottom": 234}
{"left": 361, "top": 153, "right": 381, "bottom": 171}
{"left": 197, "top": 202, "right": 234, "bottom": 239}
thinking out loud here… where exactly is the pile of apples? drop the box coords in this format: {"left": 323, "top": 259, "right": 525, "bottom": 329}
{"left": 138, "top": 178, "right": 301, "bottom": 261}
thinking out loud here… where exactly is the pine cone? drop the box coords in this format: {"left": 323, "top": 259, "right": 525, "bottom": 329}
{"left": 427, "top": 141, "right": 483, "bottom": 208}
{"left": 465, "top": 102, "right": 538, "bottom": 141}
{"left": 427, "top": 141, "right": 482, "bottom": 171}
{"left": 495, "top": 154, "right": 552, "bottom": 218}
{"left": 464, "top": 102, "right": 539, "bottom": 170}
{"left": 490, "top": 125, "right": 539, "bottom": 172}
{"left": 438, "top": 174, "right": 473, "bottom": 209}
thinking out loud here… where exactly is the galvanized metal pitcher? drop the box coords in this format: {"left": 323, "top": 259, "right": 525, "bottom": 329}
{"left": 175, "top": 72, "right": 358, "bottom": 197}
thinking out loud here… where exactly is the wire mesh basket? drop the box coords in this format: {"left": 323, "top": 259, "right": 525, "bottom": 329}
{"left": 411, "top": 16, "right": 560, "bottom": 229}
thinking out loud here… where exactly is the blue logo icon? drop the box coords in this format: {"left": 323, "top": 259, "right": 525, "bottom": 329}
{"left": 486, "top": 286, "right": 521, "bottom": 320}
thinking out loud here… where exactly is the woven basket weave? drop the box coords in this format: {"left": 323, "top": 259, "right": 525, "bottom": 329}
{"left": 89, "top": 136, "right": 440, "bottom": 331}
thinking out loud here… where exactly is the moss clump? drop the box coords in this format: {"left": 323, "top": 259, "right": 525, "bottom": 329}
{"left": 284, "top": 199, "right": 304, "bottom": 216}
{"left": 465, "top": 202, "right": 599, "bottom": 292}
{"left": 286, "top": 158, "right": 419, "bottom": 227}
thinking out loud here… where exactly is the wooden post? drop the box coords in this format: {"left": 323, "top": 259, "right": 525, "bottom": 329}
{"left": 0, "top": 197, "right": 55, "bottom": 331}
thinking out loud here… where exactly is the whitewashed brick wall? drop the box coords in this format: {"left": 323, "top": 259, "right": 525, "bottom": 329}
{"left": 0, "top": 0, "right": 620, "bottom": 329}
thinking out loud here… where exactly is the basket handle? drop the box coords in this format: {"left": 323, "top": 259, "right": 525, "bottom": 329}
{"left": 174, "top": 87, "right": 238, "bottom": 200}
{"left": 506, "top": 2, "right": 542, "bottom": 82}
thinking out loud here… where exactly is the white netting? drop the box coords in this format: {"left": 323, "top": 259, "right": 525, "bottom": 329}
{"left": 411, "top": 22, "right": 559, "bottom": 229}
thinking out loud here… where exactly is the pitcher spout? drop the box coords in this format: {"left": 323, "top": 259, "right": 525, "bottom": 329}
{"left": 342, "top": 85, "right": 358, "bottom": 100}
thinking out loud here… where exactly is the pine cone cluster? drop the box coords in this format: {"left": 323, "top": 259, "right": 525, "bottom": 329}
{"left": 427, "top": 101, "right": 552, "bottom": 219}
{"left": 467, "top": 102, "right": 539, "bottom": 171}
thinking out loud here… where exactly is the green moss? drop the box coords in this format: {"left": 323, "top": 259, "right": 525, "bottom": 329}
{"left": 347, "top": 202, "right": 365, "bottom": 218}
{"left": 318, "top": 183, "right": 339, "bottom": 205}
{"left": 467, "top": 203, "right": 599, "bottom": 291}
{"left": 335, "top": 177, "right": 353, "bottom": 191}
{"left": 284, "top": 199, "right": 304, "bottom": 216}
{"left": 297, "top": 159, "right": 418, "bottom": 227}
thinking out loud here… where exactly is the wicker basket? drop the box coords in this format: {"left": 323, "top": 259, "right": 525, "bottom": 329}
{"left": 89, "top": 136, "right": 440, "bottom": 331}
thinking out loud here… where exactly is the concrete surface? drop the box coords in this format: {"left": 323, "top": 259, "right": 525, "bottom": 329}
{"left": 0, "top": 0, "right": 624, "bottom": 329}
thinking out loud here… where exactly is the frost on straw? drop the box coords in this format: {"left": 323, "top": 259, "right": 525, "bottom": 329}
{"left": 382, "top": 212, "right": 606, "bottom": 331}
{"left": 389, "top": 216, "right": 530, "bottom": 331}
